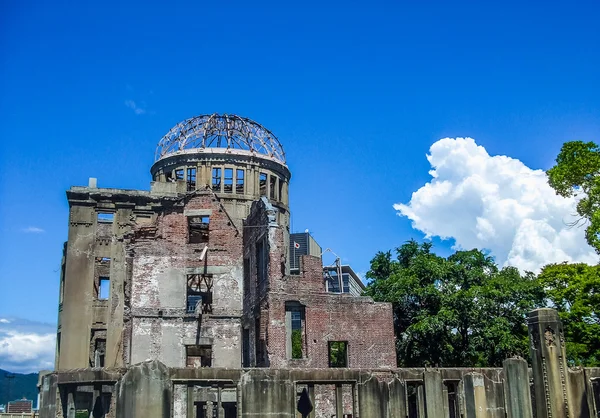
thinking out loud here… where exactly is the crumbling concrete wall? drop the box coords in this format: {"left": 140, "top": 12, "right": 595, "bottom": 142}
{"left": 128, "top": 192, "right": 243, "bottom": 368}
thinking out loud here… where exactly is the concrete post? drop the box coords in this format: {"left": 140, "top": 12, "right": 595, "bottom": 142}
{"left": 335, "top": 384, "right": 343, "bottom": 417}
{"left": 116, "top": 360, "right": 172, "bottom": 418}
{"left": 416, "top": 385, "right": 426, "bottom": 418}
{"left": 463, "top": 373, "right": 487, "bottom": 418}
{"left": 528, "top": 308, "right": 570, "bottom": 418}
{"left": 567, "top": 367, "right": 590, "bottom": 418}
{"left": 308, "top": 384, "right": 315, "bottom": 418}
{"left": 503, "top": 357, "right": 533, "bottom": 418}
{"left": 424, "top": 370, "right": 445, "bottom": 418}
{"left": 67, "top": 387, "right": 76, "bottom": 418}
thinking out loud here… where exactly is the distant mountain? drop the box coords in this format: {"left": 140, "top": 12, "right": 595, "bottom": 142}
{"left": 0, "top": 369, "right": 39, "bottom": 406}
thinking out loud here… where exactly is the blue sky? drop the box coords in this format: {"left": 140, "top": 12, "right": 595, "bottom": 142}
{"left": 0, "top": 0, "right": 598, "bottom": 372}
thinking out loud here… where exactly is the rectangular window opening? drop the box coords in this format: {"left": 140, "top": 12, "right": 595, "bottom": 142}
{"left": 175, "top": 168, "right": 185, "bottom": 180}
{"left": 212, "top": 168, "right": 222, "bottom": 192}
{"left": 99, "top": 277, "right": 110, "bottom": 300}
{"left": 224, "top": 168, "right": 233, "bottom": 193}
{"left": 286, "top": 303, "right": 306, "bottom": 359}
{"left": 259, "top": 173, "right": 267, "bottom": 196}
{"left": 188, "top": 216, "right": 209, "bottom": 244}
{"left": 187, "top": 167, "right": 197, "bottom": 191}
{"left": 187, "top": 274, "right": 213, "bottom": 314}
{"left": 279, "top": 179, "right": 284, "bottom": 201}
{"left": 256, "top": 239, "right": 268, "bottom": 291}
{"left": 97, "top": 212, "right": 114, "bottom": 223}
{"left": 242, "top": 328, "right": 250, "bottom": 367}
{"left": 270, "top": 176, "right": 277, "bottom": 199}
{"left": 186, "top": 345, "right": 212, "bottom": 367}
{"left": 243, "top": 258, "right": 250, "bottom": 296}
{"left": 165, "top": 170, "right": 174, "bottom": 182}
{"left": 236, "top": 169, "right": 245, "bottom": 194}
{"left": 94, "top": 339, "right": 106, "bottom": 367}
{"left": 328, "top": 341, "right": 348, "bottom": 368}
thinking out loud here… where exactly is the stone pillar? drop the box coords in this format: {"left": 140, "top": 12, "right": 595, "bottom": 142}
{"left": 463, "top": 373, "right": 487, "bottom": 418}
{"left": 528, "top": 308, "right": 570, "bottom": 418}
{"left": 116, "top": 360, "right": 172, "bottom": 418}
{"left": 503, "top": 357, "right": 533, "bottom": 418}
{"left": 416, "top": 385, "right": 426, "bottom": 418}
{"left": 424, "top": 370, "right": 445, "bottom": 418}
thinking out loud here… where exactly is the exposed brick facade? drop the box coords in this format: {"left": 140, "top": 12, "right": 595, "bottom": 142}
{"left": 243, "top": 198, "right": 396, "bottom": 369}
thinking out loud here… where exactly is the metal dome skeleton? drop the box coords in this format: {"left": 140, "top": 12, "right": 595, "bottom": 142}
{"left": 155, "top": 114, "right": 286, "bottom": 164}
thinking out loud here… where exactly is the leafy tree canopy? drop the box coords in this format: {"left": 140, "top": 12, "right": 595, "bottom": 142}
{"left": 365, "top": 240, "right": 544, "bottom": 367}
{"left": 547, "top": 141, "right": 600, "bottom": 253}
{"left": 538, "top": 262, "right": 600, "bottom": 366}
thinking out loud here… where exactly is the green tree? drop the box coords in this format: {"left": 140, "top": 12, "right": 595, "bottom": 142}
{"left": 547, "top": 141, "right": 600, "bottom": 253}
{"left": 365, "top": 240, "right": 544, "bottom": 367}
{"left": 538, "top": 262, "right": 600, "bottom": 366}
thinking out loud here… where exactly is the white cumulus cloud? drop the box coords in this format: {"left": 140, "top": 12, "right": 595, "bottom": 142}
{"left": 394, "top": 137, "right": 598, "bottom": 273}
{"left": 0, "top": 318, "right": 56, "bottom": 373}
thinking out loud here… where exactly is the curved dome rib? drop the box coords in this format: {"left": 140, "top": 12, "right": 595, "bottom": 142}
{"left": 155, "top": 114, "right": 286, "bottom": 164}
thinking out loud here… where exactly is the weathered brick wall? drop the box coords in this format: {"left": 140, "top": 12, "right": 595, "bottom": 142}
{"left": 243, "top": 198, "right": 397, "bottom": 369}
{"left": 127, "top": 192, "right": 243, "bottom": 368}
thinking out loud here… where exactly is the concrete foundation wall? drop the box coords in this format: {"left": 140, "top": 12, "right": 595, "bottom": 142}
{"left": 43, "top": 363, "right": 600, "bottom": 418}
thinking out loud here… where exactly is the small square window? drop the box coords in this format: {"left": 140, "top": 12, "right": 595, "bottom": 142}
{"left": 175, "top": 169, "right": 184, "bottom": 180}
{"left": 188, "top": 216, "right": 209, "bottom": 244}
{"left": 186, "top": 345, "right": 212, "bottom": 367}
{"left": 328, "top": 341, "right": 348, "bottom": 368}
{"left": 97, "top": 213, "right": 114, "bottom": 223}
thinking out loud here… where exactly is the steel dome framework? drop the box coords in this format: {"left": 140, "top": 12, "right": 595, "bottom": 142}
{"left": 155, "top": 114, "right": 286, "bottom": 164}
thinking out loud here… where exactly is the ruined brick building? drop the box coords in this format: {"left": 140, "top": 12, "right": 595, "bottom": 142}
{"left": 42, "top": 114, "right": 599, "bottom": 418}
{"left": 55, "top": 113, "right": 396, "bottom": 374}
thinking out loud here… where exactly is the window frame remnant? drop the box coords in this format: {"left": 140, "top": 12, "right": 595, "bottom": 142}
{"left": 186, "top": 344, "right": 213, "bottom": 367}
{"left": 187, "top": 167, "right": 197, "bottom": 191}
{"left": 212, "top": 167, "right": 222, "bottom": 192}
{"left": 328, "top": 341, "right": 348, "bottom": 368}
{"left": 98, "top": 276, "right": 110, "bottom": 300}
{"left": 236, "top": 169, "right": 245, "bottom": 194}
{"left": 186, "top": 274, "right": 213, "bottom": 314}
{"left": 224, "top": 168, "right": 233, "bottom": 193}
{"left": 175, "top": 168, "right": 185, "bottom": 181}
{"left": 188, "top": 215, "right": 210, "bottom": 244}
{"left": 259, "top": 172, "right": 267, "bottom": 196}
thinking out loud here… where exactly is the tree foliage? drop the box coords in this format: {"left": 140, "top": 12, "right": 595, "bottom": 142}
{"left": 538, "top": 262, "right": 600, "bottom": 366}
{"left": 365, "top": 240, "right": 544, "bottom": 367}
{"left": 547, "top": 141, "right": 600, "bottom": 253}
